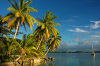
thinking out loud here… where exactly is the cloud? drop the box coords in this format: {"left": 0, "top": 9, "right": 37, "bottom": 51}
{"left": 78, "top": 40, "right": 90, "bottom": 45}
{"left": 96, "top": 31, "right": 100, "bottom": 35}
{"left": 58, "top": 41, "right": 70, "bottom": 50}
{"left": 67, "top": 28, "right": 89, "bottom": 33}
{"left": 91, "top": 35, "right": 100, "bottom": 38}
{"left": 68, "top": 21, "right": 100, "bottom": 30}
{"left": 57, "top": 40, "right": 100, "bottom": 51}
{"left": 90, "top": 21, "right": 100, "bottom": 29}
{"left": 71, "top": 26, "right": 89, "bottom": 28}
{"left": 72, "top": 38, "right": 79, "bottom": 42}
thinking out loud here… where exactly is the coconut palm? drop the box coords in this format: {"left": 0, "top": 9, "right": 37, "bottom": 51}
{"left": 34, "top": 11, "right": 60, "bottom": 50}
{"left": 2, "top": 0, "right": 37, "bottom": 39}
{"left": 20, "top": 33, "right": 43, "bottom": 57}
{"left": 0, "top": 15, "right": 15, "bottom": 37}
{"left": 20, "top": 34, "right": 34, "bottom": 56}
{"left": 0, "top": 40, "right": 6, "bottom": 55}
{"left": 47, "top": 33, "right": 61, "bottom": 52}
{"left": 2, "top": 35, "right": 20, "bottom": 56}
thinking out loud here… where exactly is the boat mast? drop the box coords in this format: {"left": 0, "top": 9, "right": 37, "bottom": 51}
{"left": 91, "top": 42, "right": 95, "bottom": 54}
{"left": 90, "top": 23, "right": 95, "bottom": 54}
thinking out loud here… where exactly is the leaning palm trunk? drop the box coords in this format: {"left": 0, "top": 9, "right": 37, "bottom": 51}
{"left": 36, "top": 39, "right": 42, "bottom": 50}
{"left": 36, "top": 37, "right": 43, "bottom": 50}
{"left": 13, "top": 21, "right": 19, "bottom": 39}
{"left": 15, "top": 56, "right": 21, "bottom": 62}
{"left": 45, "top": 49, "right": 49, "bottom": 56}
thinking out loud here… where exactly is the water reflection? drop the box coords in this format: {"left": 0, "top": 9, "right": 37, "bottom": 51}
{"left": 48, "top": 61, "right": 54, "bottom": 66}
{"left": 92, "top": 55, "right": 95, "bottom": 66}
{"left": 39, "top": 53, "right": 100, "bottom": 66}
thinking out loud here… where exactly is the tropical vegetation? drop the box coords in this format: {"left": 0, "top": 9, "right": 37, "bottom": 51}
{"left": 0, "top": 0, "right": 61, "bottom": 63}
{"left": 2, "top": 0, "right": 37, "bottom": 39}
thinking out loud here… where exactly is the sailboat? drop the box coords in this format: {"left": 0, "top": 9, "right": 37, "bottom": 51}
{"left": 91, "top": 43, "right": 95, "bottom": 56}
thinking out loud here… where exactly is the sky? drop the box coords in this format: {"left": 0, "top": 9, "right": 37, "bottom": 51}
{"left": 0, "top": 0, "right": 100, "bottom": 51}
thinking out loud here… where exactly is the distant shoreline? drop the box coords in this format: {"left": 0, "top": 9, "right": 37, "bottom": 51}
{"left": 48, "top": 51, "right": 100, "bottom": 53}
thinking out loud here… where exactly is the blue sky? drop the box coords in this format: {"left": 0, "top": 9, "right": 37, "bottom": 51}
{"left": 0, "top": 0, "right": 100, "bottom": 51}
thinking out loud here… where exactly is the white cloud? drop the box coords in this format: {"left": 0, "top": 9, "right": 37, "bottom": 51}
{"left": 91, "top": 35, "right": 100, "bottom": 38}
{"left": 90, "top": 21, "right": 100, "bottom": 29}
{"left": 57, "top": 40, "right": 100, "bottom": 51}
{"left": 71, "top": 26, "right": 89, "bottom": 28}
{"left": 68, "top": 28, "right": 88, "bottom": 33}
{"left": 78, "top": 40, "right": 90, "bottom": 45}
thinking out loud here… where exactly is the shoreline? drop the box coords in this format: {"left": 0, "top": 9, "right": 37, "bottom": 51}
{"left": 0, "top": 56, "right": 55, "bottom": 66}
{"left": 0, "top": 58, "right": 44, "bottom": 66}
{"left": 48, "top": 51, "right": 100, "bottom": 53}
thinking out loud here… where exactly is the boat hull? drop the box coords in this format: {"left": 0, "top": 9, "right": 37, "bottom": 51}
{"left": 91, "top": 53, "right": 95, "bottom": 56}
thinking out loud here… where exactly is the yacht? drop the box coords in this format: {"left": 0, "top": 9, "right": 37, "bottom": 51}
{"left": 91, "top": 43, "right": 95, "bottom": 56}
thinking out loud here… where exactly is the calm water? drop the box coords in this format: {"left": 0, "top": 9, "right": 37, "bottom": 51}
{"left": 40, "top": 53, "right": 100, "bottom": 66}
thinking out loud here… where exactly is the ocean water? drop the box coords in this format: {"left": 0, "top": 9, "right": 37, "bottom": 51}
{"left": 40, "top": 53, "right": 100, "bottom": 66}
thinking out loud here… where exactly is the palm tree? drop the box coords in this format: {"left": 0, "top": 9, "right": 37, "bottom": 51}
{"left": 20, "top": 33, "right": 42, "bottom": 57}
{"left": 34, "top": 11, "right": 61, "bottom": 50}
{"left": 0, "top": 15, "right": 15, "bottom": 37}
{"left": 0, "top": 40, "right": 6, "bottom": 55}
{"left": 2, "top": 0, "right": 37, "bottom": 39}
{"left": 45, "top": 33, "right": 61, "bottom": 55}
{"left": 3, "top": 35, "right": 20, "bottom": 56}
{"left": 27, "top": 33, "right": 46, "bottom": 57}
{"left": 47, "top": 33, "right": 61, "bottom": 51}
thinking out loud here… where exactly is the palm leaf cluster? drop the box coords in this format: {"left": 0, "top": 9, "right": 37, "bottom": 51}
{"left": 0, "top": 15, "right": 15, "bottom": 37}
{"left": 0, "top": 0, "right": 61, "bottom": 61}
{"left": 0, "top": 35, "right": 20, "bottom": 56}
{"left": 20, "top": 33, "right": 46, "bottom": 57}
{"left": 34, "top": 11, "right": 61, "bottom": 50}
{"left": 0, "top": 34, "right": 46, "bottom": 58}
{"left": 47, "top": 33, "right": 61, "bottom": 51}
{"left": 36, "top": 11, "right": 60, "bottom": 39}
{"left": 2, "top": 0, "right": 37, "bottom": 39}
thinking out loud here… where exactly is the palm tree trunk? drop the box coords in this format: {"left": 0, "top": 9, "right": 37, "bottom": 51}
{"left": 15, "top": 56, "right": 21, "bottom": 62}
{"left": 45, "top": 49, "right": 49, "bottom": 56}
{"left": 36, "top": 38, "right": 42, "bottom": 50}
{"left": 36, "top": 39, "right": 41, "bottom": 50}
{"left": 13, "top": 21, "right": 19, "bottom": 39}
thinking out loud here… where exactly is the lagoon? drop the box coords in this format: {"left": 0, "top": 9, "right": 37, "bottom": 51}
{"left": 40, "top": 53, "right": 100, "bottom": 66}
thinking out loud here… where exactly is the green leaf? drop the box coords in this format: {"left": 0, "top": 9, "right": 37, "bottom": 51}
{"left": 7, "top": 7, "right": 17, "bottom": 12}
{"left": 19, "top": 0, "right": 25, "bottom": 9}
{"left": 24, "top": 0, "right": 32, "bottom": 8}
{"left": 8, "top": 0, "right": 17, "bottom": 9}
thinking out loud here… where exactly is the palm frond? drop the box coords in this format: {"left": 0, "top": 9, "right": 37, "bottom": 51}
{"left": 19, "top": 0, "right": 25, "bottom": 9}
{"left": 49, "top": 22, "right": 61, "bottom": 26}
{"left": 20, "top": 15, "right": 25, "bottom": 24}
{"left": 24, "top": 0, "right": 32, "bottom": 8}
{"left": 7, "top": 17, "right": 17, "bottom": 27}
{"left": 7, "top": 7, "right": 17, "bottom": 12}
{"left": 2, "top": 15, "right": 12, "bottom": 22}
{"left": 37, "top": 18, "right": 44, "bottom": 23}
{"left": 51, "top": 16, "right": 58, "bottom": 20}
{"left": 23, "top": 22, "right": 27, "bottom": 31}
{"left": 49, "top": 26, "right": 59, "bottom": 36}
{"left": 5, "top": 35, "right": 10, "bottom": 41}
{"left": 24, "top": 7, "right": 38, "bottom": 13}
{"left": 13, "top": 0, "right": 19, "bottom": 9}
{"left": 24, "top": 14, "right": 36, "bottom": 31}
{"left": 8, "top": 0, "right": 17, "bottom": 9}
